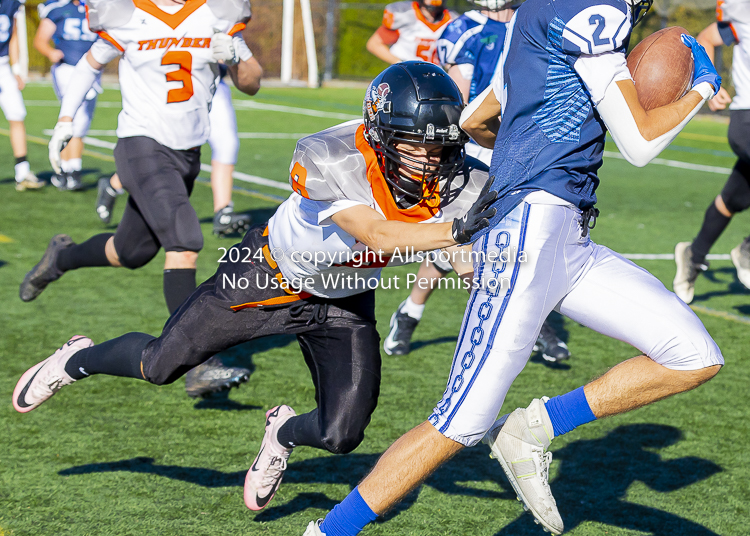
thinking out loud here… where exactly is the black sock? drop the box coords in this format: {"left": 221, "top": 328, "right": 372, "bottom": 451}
{"left": 276, "top": 411, "right": 327, "bottom": 450}
{"left": 15, "top": 155, "right": 27, "bottom": 165}
{"left": 56, "top": 233, "right": 114, "bottom": 272}
{"left": 163, "top": 268, "right": 196, "bottom": 314}
{"left": 65, "top": 332, "right": 154, "bottom": 380}
{"left": 692, "top": 203, "right": 731, "bottom": 265}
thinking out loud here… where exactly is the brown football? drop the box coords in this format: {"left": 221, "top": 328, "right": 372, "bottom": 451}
{"left": 627, "top": 27, "right": 694, "bottom": 111}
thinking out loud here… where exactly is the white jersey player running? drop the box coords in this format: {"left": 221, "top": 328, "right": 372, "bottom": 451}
{"left": 367, "top": 0, "right": 455, "bottom": 64}
{"left": 20, "top": 0, "right": 262, "bottom": 318}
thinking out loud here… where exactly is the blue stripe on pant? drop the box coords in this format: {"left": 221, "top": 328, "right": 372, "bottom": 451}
{"left": 430, "top": 203, "right": 531, "bottom": 442}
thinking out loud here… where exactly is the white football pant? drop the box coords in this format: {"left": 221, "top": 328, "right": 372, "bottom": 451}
{"left": 52, "top": 62, "right": 100, "bottom": 139}
{"left": 430, "top": 191, "right": 724, "bottom": 447}
{"left": 0, "top": 57, "right": 26, "bottom": 122}
{"left": 208, "top": 79, "right": 239, "bottom": 166}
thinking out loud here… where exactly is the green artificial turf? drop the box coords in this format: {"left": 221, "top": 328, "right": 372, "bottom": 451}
{"left": 0, "top": 84, "right": 747, "bottom": 535}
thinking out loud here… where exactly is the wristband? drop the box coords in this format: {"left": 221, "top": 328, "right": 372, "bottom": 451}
{"left": 232, "top": 35, "right": 253, "bottom": 61}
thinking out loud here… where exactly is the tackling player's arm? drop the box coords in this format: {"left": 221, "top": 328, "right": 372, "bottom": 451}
{"left": 331, "top": 205, "right": 455, "bottom": 254}
{"left": 329, "top": 179, "right": 497, "bottom": 253}
{"left": 34, "top": 18, "right": 64, "bottom": 64}
{"left": 226, "top": 55, "right": 262, "bottom": 95}
{"left": 460, "top": 84, "right": 502, "bottom": 149}
{"left": 696, "top": 22, "right": 732, "bottom": 111}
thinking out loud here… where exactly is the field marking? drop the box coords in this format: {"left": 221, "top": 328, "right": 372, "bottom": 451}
{"left": 603, "top": 151, "right": 732, "bottom": 175}
{"left": 690, "top": 304, "right": 750, "bottom": 326}
{"left": 622, "top": 253, "right": 731, "bottom": 261}
{"left": 0, "top": 233, "right": 14, "bottom": 243}
{"left": 677, "top": 132, "right": 728, "bottom": 144}
{"left": 43, "top": 129, "right": 311, "bottom": 140}
{"left": 26, "top": 99, "right": 360, "bottom": 120}
{"left": 231, "top": 99, "right": 360, "bottom": 120}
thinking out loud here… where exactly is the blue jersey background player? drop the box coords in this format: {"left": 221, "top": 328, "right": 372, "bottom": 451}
{"left": 300, "top": 0, "right": 725, "bottom": 533}
{"left": 0, "top": 0, "right": 43, "bottom": 190}
{"left": 384, "top": 0, "right": 572, "bottom": 365}
{"left": 34, "top": 0, "right": 99, "bottom": 190}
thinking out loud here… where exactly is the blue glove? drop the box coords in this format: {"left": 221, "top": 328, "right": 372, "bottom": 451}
{"left": 681, "top": 34, "right": 722, "bottom": 96}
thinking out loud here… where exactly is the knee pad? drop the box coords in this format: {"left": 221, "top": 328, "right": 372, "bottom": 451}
{"left": 320, "top": 426, "right": 366, "bottom": 455}
{"left": 117, "top": 243, "right": 159, "bottom": 269}
{"left": 172, "top": 203, "right": 204, "bottom": 253}
{"left": 720, "top": 162, "right": 750, "bottom": 214}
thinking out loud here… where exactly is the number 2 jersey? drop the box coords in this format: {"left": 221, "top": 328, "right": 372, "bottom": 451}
{"left": 476, "top": 0, "right": 634, "bottom": 239}
{"left": 378, "top": 1, "right": 455, "bottom": 63}
{"left": 268, "top": 120, "right": 490, "bottom": 299}
{"left": 85, "top": 0, "right": 250, "bottom": 150}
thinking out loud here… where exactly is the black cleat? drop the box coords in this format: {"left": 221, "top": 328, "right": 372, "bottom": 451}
{"left": 66, "top": 171, "right": 84, "bottom": 191}
{"left": 19, "top": 234, "right": 74, "bottom": 302}
{"left": 213, "top": 204, "right": 251, "bottom": 237}
{"left": 534, "top": 321, "right": 570, "bottom": 363}
{"left": 383, "top": 303, "right": 420, "bottom": 356}
{"left": 96, "top": 176, "right": 119, "bottom": 224}
{"left": 50, "top": 173, "right": 67, "bottom": 190}
{"left": 184, "top": 355, "right": 251, "bottom": 398}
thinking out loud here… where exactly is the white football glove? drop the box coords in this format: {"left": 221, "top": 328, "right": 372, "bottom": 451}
{"left": 211, "top": 31, "right": 238, "bottom": 65}
{"left": 49, "top": 121, "right": 74, "bottom": 174}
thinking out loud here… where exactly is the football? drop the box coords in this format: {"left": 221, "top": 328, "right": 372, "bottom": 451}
{"left": 627, "top": 26, "right": 695, "bottom": 111}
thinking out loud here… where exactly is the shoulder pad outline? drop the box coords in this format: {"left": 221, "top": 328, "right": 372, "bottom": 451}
{"left": 87, "top": 0, "right": 135, "bottom": 31}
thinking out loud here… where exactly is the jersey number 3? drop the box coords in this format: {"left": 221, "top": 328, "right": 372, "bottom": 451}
{"left": 162, "top": 51, "right": 194, "bottom": 103}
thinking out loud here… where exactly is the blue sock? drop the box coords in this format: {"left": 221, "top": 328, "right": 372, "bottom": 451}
{"left": 320, "top": 486, "right": 378, "bottom": 536}
{"left": 544, "top": 386, "right": 596, "bottom": 436}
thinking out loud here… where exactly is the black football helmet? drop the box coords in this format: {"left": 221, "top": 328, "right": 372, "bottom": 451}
{"left": 363, "top": 61, "right": 468, "bottom": 204}
{"left": 418, "top": 0, "right": 445, "bottom": 20}
{"left": 627, "top": 0, "right": 653, "bottom": 26}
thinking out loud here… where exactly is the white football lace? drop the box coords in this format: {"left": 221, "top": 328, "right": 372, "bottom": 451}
{"left": 262, "top": 455, "right": 289, "bottom": 487}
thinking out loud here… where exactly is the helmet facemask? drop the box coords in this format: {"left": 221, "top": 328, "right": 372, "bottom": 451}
{"left": 419, "top": 0, "right": 445, "bottom": 19}
{"left": 368, "top": 124, "right": 466, "bottom": 206}
{"left": 627, "top": 0, "right": 653, "bottom": 26}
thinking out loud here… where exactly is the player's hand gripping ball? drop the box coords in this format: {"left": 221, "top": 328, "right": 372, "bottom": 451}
{"left": 627, "top": 27, "right": 694, "bottom": 110}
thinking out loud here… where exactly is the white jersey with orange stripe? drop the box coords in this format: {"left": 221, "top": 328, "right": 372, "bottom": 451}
{"left": 267, "top": 120, "right": 489, "bottom": 299}
{"left": 86, "top": 0, "right": 249, "bottom": 150}
{"left": 381, "top": 1, "right": 455, "bottom": 63}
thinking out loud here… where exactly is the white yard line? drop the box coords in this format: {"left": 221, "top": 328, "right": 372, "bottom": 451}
{"left": 44, "top": 129, "right": 311, "bottom": 140}
{"left": 603, "top": 151, "right": 732, "bottom": 175}
{"left": 622, "top": 253, "right": 731, "bottom": 261}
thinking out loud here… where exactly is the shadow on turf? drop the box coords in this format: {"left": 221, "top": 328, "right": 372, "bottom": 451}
{"left": 192, "top": 335, "right": 296, "bottom": 411}
{"left": 57, "top": 422, "right": 719, "bottom": 531}
{"left": 495, "top": 423, "right": 722, "bottom": 535}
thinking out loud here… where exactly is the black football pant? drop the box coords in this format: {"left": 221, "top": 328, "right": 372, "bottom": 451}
{"left": 71, "top": 225, "right": 381, "bottom": 454}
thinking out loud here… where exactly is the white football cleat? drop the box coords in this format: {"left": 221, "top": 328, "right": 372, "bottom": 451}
{"left": 303, "top": 520, "right": 326, "bottom": 535}
{"left": 13, "top": 336, "right": 93, "bottom": 413}
{"left": 673, "top": 242, "right": 706, "bottom": 304}
{"left": 244, "top": 405, "right": 296, "bottom": 510}
{"left": 731, "top": 242, "right": 750, "bottom": 290}
{"left": 486, "top": 398, "right": 563, "bottom": 535}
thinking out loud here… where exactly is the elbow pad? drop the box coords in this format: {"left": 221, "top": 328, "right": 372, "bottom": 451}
{"left": 596, "top": 80, "right": 714, "bottom": 167}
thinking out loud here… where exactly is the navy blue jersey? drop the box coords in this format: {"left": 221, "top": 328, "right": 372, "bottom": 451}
{"left": 437, "top": 11, "right": 508, "bottom": 103}
{"left": 0, "top": 0, "right": 22, "bottom": 58}
{"left": 478, "top": 0, "right": 632, "bottom": 237}
{"left": 38, "top": 0, "right": 97, "bottom": 65}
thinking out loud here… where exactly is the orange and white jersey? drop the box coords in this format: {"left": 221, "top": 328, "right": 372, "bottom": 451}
{"left": 86, "top": 0, "right": 249, "bottom": 150}
{"left": 267, "top": 120, "right": 489, "bottom": 299}
{"left": 378, "top": 1, "right": 455, "bottom": 64}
